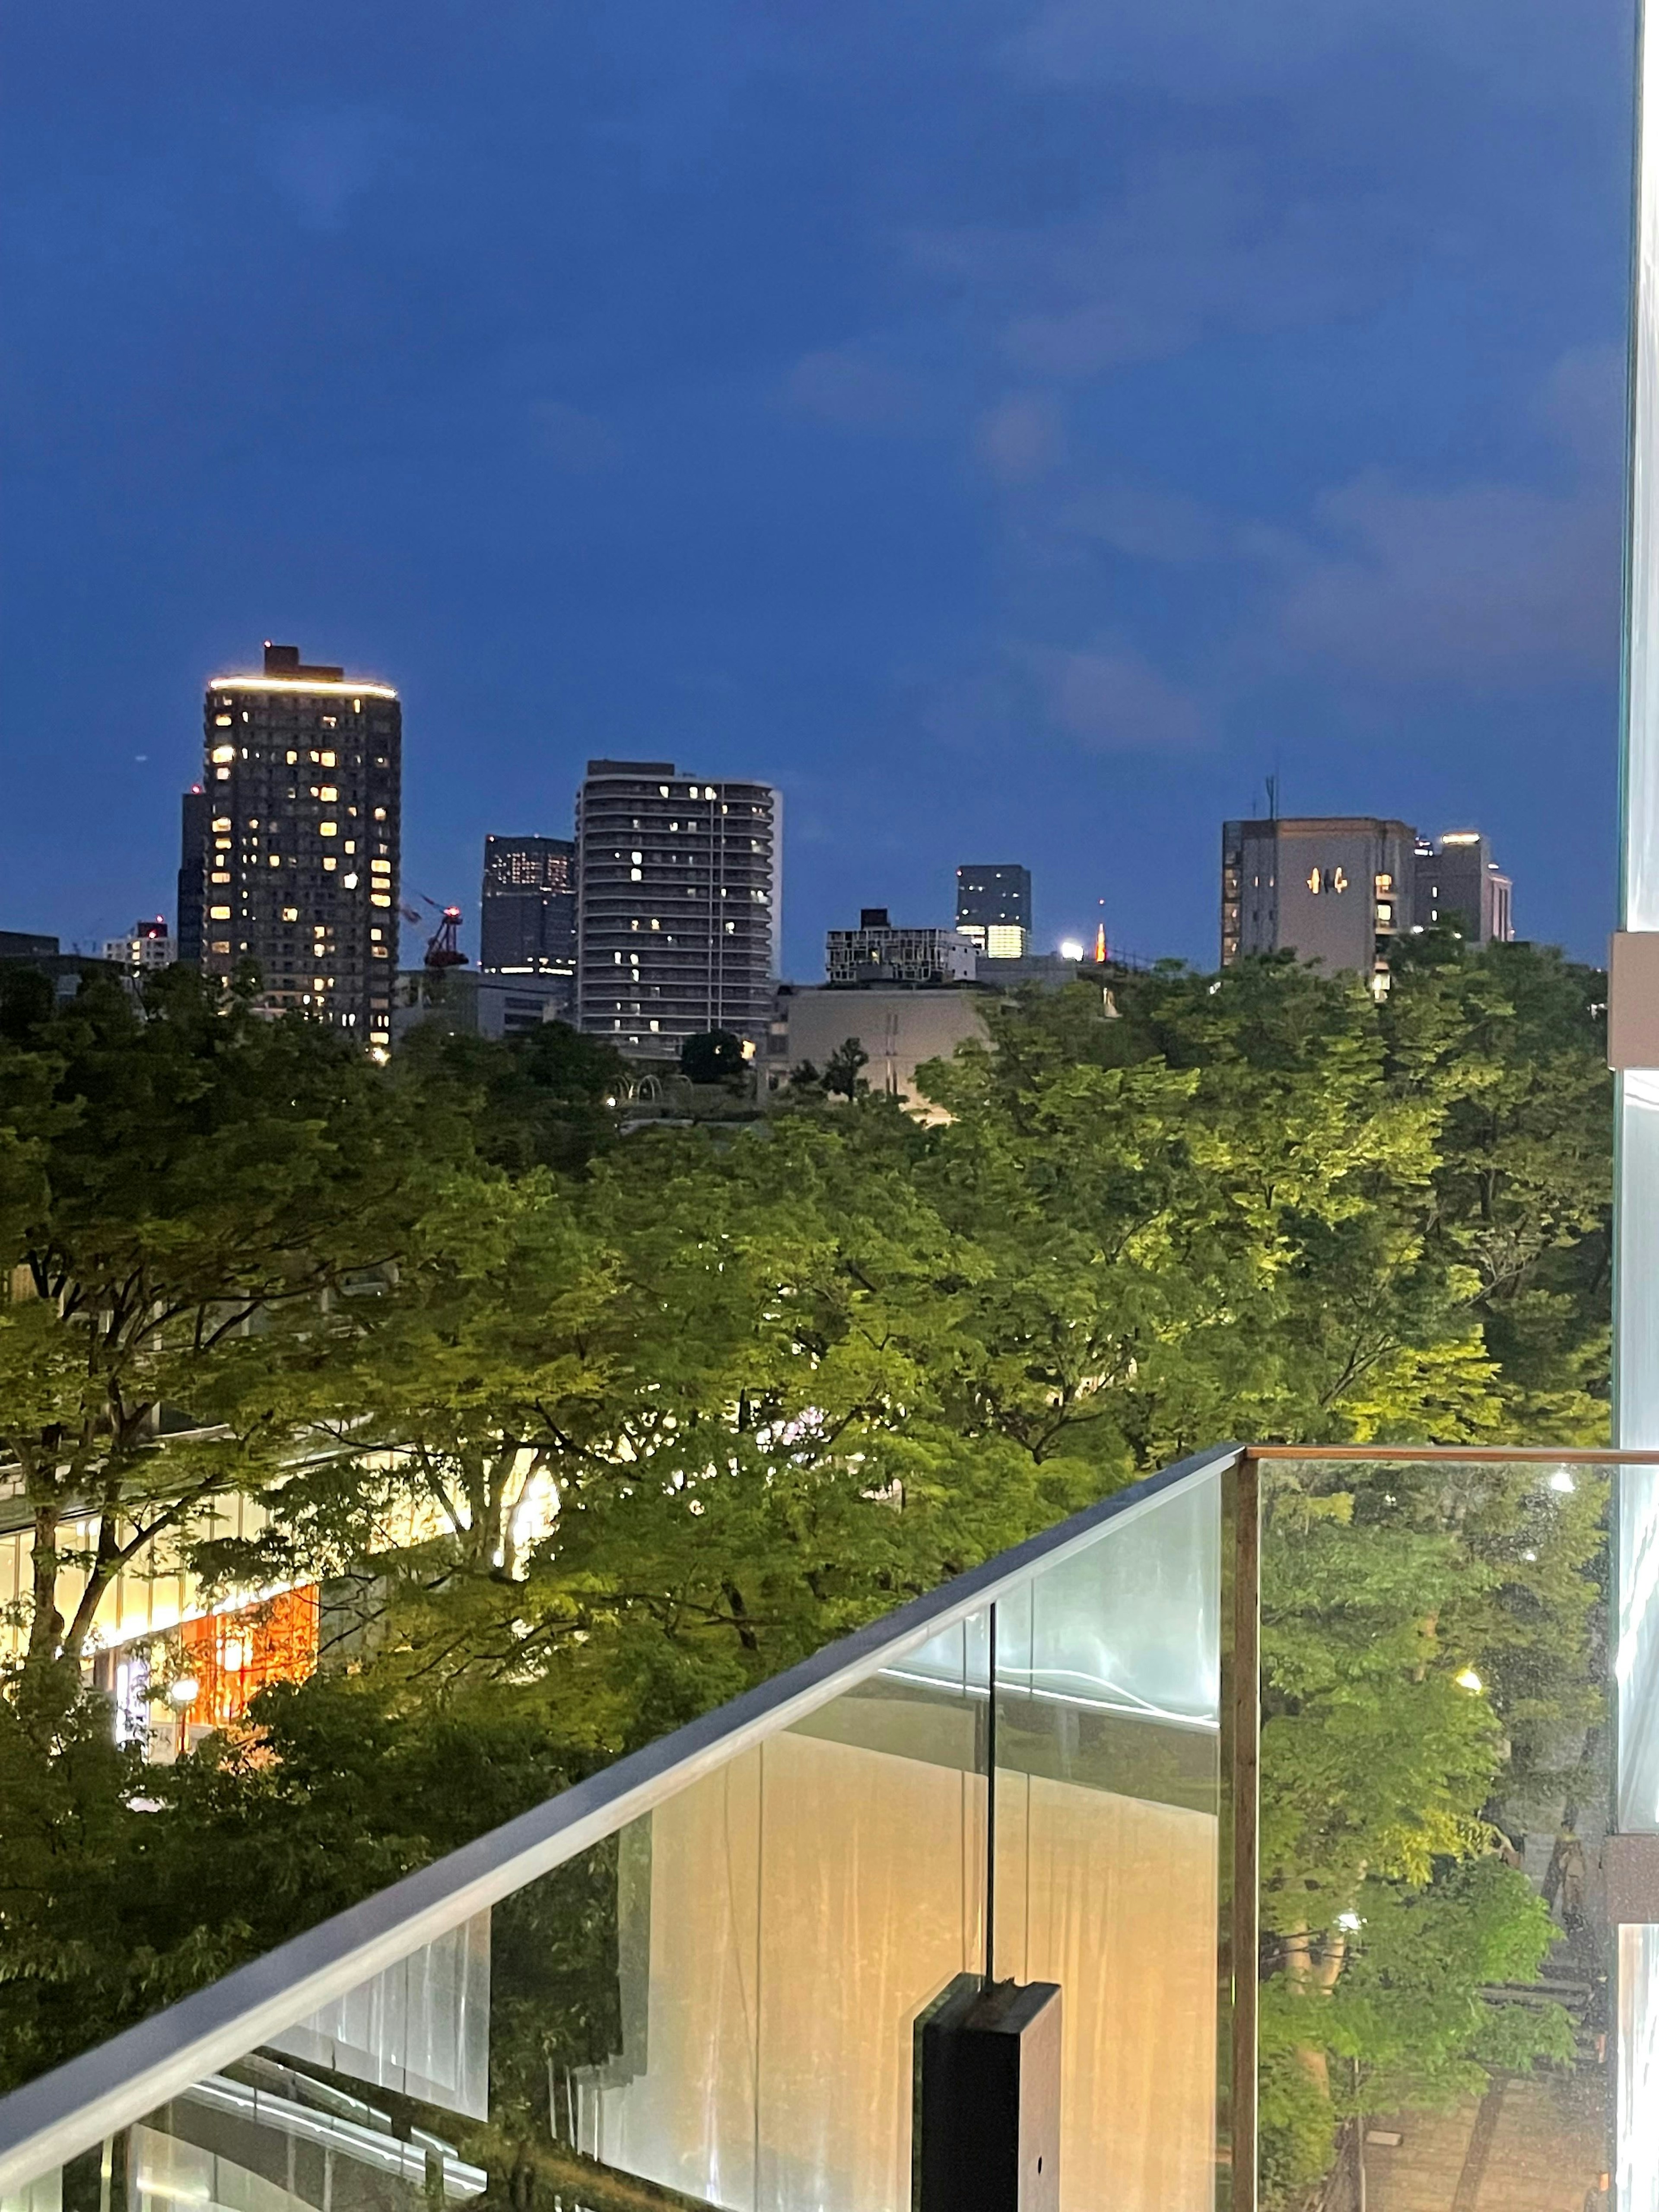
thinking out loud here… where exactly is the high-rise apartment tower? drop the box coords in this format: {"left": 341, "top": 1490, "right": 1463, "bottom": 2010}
{"left": 574, "top": 760, "right": 781, "bottom": 1056}
{"left": 193, "top": 643, "right": 401, "bottom": 1049}
{"left": 479, "top": 835, "right": 576, "bottom": 972}
{"left": 956, "top": 864, "right": 1031, "bottom": 960}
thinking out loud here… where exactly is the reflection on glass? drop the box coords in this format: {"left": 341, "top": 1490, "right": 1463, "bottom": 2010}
{"left": 993, "top": 1469, "right": 1223, "bottom": 2212}
{"left": 0, "top": 1469, "right": 1240, "bottom": 2212}
{"left": 1260, "top": 1457, "right": 1612, "bottom": 2210}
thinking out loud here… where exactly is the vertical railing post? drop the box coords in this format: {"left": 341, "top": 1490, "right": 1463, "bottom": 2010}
{"left": 1219, "top": 1448, "right": 1261, "bottom": 2212}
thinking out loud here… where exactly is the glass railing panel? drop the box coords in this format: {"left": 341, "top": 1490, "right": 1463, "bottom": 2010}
{"left": 992, "top": 1462, "right": 1225, "bottom": 2212}
{"left": 24, "top": 1611, "right": 998, "bottom": 2212}
{"left": 1259, "top": 1454, "right": 1613, "bottom": 2212}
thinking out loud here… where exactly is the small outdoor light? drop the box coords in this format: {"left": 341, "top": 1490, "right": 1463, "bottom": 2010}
{"left": 168, "top": 1675, "right": 200, "bottom": 1707}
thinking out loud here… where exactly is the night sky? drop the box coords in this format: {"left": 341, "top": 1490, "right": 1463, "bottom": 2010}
{"left": 0, "top": 0, "right": 1636, "bottom": 975}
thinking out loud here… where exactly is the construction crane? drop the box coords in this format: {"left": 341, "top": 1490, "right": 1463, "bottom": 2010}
{"left": 398, "top": 891, "right": 470, "bottom": 972}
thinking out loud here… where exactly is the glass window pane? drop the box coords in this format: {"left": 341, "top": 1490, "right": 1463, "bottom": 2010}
{"left": 994, "top": 1466, "right": 1224, "bottom": 2212}
{"left": 1262, "top": 1456, "right": 1613, "bottom": 2209}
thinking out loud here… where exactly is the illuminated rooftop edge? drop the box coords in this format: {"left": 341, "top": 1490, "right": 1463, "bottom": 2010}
{"left": 208, "top": 677, "right": 399, "bottom": 699}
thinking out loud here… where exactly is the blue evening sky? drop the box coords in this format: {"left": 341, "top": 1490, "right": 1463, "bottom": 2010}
{"left": 0, "top": 0, "right": 1636, "bottom": 972}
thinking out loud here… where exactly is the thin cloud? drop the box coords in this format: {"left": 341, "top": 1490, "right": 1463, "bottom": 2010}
{"left": 912, "top": 149, "right": 1406, "bottom": 379}
{"left": 784, "top": 346, "right": 926, "bottom": 429}
{"left": 1278, "top": 467, "right": 1620, "bottom": 687}
{"left": 1026, "top": 642, "right": 1208, "bottom": 751}
{"left": 975, "top": 393, "right": 1064, "bottom": 483}
{"left": 261, "top": 105, "right": 400, "bottom": 232}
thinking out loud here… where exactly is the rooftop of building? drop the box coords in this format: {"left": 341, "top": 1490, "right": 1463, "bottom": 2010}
{"left": 207, "top": 641, "right": 398, "bottom": 699}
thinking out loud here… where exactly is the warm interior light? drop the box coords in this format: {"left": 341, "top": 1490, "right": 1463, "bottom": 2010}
{"left": 168, "top": 1675, "right": 200, "bottom": 1707}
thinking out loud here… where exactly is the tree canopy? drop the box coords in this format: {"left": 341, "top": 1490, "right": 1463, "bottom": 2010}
{"left": 0, "top": 943, "right": 1615, "bottom": 2196}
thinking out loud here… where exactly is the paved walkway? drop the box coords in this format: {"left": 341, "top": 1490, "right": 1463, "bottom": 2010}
{"left": 1364, "top": 2075, "right": 1608, "bottom": 2212}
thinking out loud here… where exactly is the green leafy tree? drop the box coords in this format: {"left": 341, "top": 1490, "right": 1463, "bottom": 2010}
{"left": 678, "top": 1029, "right": 747, "bottom": 1087}
{"left": 822, "top": 1036, "right": 870, "bottom": 1097}
{"left": 0, "top": 965, "right": 457, "bottom": 1685}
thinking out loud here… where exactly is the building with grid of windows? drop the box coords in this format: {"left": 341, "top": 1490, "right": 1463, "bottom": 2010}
{"left": 955, "top": 862, "right": 1031, "bottom": 960}
{"left": 479, "top": 834, "right": 576, "bottom": 973}
{"left": 191, "top": 643, "right": 401, "bottom": 1050}
{"left": 574, "top": 759, "right": 780, "bottom": 1057}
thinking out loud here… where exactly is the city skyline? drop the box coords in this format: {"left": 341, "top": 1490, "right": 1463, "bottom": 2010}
{"left": 7, "top": 628, "right": 1541, "bottom": 983}
{"left": 0, "top": 3, "right": 1628, "bottom": 982}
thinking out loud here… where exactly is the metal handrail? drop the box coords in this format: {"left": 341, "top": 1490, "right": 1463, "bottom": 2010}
{"left": 0, "top": 1443, "right": 1242, "bottom": 2195}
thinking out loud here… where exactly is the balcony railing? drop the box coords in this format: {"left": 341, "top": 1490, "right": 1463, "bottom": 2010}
{"left": 0, "top": 1443, "right": 1651, "bottom": 2212}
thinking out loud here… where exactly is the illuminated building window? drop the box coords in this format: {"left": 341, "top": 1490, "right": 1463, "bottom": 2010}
{"left": 319, "top": 785, "right": 338, "bottom": 801}
{"left": 323, "top": 857, "right": 337, "bottom": 872}
{"left": 319, "top": 821, "right": 337, "bottom": 837}
{"left": 210, "top": 940, "right": 231, "bottom": 954}
{"left": 282, "top": 908, "right": 299, "bottom": 922}
{"left": 211, "top": 744, "right": 235, "bottom": 764}
{"left": 210, "top": 905, "right": 231, "bottom": 919}
{"left": 215, "top": 714, "right": 233, "bottom": 728}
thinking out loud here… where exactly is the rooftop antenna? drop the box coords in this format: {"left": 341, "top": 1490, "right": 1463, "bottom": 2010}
{"left": 1265, "top": 771, "right": 1280, "bottom": 822}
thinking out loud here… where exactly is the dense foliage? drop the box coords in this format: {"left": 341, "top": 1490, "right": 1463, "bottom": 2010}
{"left": 0, "top": 942, "right": 1612, "bottom": 2195}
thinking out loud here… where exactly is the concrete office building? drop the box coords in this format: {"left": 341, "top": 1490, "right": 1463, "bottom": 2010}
{"left": 956, "top": 863, "right": 1031, "bottom": 960}
{"left": 772, "top": 984, "right": 989, "bottom": 1119}
{"left": 575, "top": 760, "right": 780, "bottom": 1057}
{"left": 825, "top": 909, "right": 978, "bottom": 986}
{"left": 193, "top": 643, "right": 401, "bottom": 1050}
{"left": 1413, "top": 830, "right": 1514, "bottom": 945}
{"left": 480, "top": 835, "right": 576, "bottom": 973}
{"left": 392, "top": 966, "right": 572, "bottom": 1045}
{"left": 1220, "top": 816, "right": 1419, "bottom": 984}
{"left": 104, "top": 918, "right": 176, "bottom": 973}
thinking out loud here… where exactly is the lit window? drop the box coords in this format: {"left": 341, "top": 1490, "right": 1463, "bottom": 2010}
{"left": 649, "top": 1019, "right": 660, "bottom": 1031}
{"left": 1376, "top": 902, "right": 1394, "bottom": 924}
{"left": 211, "top": 871, "right": 232, "bottom": 885}
{"left": 371, "top": 893, "right": 392, "bottom": 908}
{"left": 650, "top": 918, "right": 661, "bottom": 931}
{"left": 343, "top": 840, "right": 356, "bottom": 855}
{"left": 369, "top": 928, "right": 383, "bottom": 941}
{"left": 286, "top": 750, "right": 299, "bottom": 765}
{"left": 323, "top": 857, "right": 337, "bottom": 872}
{"left": 269, "top": 856, "right": 282, "bottom": 868}
{"left": 370, "top": 859, "right": 391, "bottom": 874}
{"left": 210, "top": 905, "right": 232, "bottom": 919}
{"left": 320, "top": 751, "right": 337, "bottom": 768}
{"left": 211, "top": 744, "right": 235, "bottom": 764}
{"left": 373, "top": 807, "right": 387, "bottom": 821}
{"left": 210, "top": 940, "right": 231, "bottom": 954}
{"left": 319, "top": 822, "right": 337, "bottom": 837}
{"left": 630, "top": 867, "right": 643, "bottom": 880}
{"left": 214, "top": 714, "right": 233, "bottom": 728}
{"left": 212, "top": 817, "right": 232, "bottom": 832}
{"left": 282, "top": 907, "right": 299, "bottom": 922}
{"left": 319, "top": 785, "right": 338, "bottom": 801}
{"left": 658, "top": 784, "right": 669, "bottom": 797}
